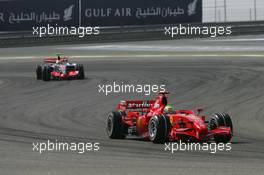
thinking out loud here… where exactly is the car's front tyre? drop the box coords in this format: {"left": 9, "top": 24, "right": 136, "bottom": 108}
{"left": 42, "top": 66, "right": 51, "bottom": 81}
{"left": 77, "top": 64, "right": 85, "bottom": 80}
{"left": 148, "top": 114, "right": 170, "bottom": 144}
{"left": 36, "top": 65, "right": 42, "bottom": 80}
{"left": 209, "top": 113, "right": 233, "bottom": 143}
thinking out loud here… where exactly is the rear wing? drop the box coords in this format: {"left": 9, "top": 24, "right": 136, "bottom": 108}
{"left": 118, "top": 100, "right": 155, "bottom": 110}
{"left": 44, "top": 58, "right": 68, "bottom": 63}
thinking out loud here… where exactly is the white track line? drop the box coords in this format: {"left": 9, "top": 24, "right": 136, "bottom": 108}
{"left": 0, "top": 54, "right": 263, "bottom": 60}
{"left": 206, "top": 38, "right": 264, "bottom": 42}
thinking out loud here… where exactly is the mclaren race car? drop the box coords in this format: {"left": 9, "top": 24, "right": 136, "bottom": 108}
{"left": 106, "top": 92, "right": 233, "bottom": 143}
{"left": 36, "top": 54, "right": 85, "bottom": 81}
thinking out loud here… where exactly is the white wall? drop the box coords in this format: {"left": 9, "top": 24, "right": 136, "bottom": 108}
{"left": 203, "top": 0, "right": 264, "bottom": 22}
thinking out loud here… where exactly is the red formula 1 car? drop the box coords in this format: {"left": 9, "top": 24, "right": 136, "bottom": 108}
{"left": 106, "top": 92, "right": 233, "bottom": 143}
{"left": 36, "top": 54, "right": 85, "bottom": 81}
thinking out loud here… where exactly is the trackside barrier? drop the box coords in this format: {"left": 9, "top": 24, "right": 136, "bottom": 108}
{"left": 0, "top": 21, "right": 263, "bottom": 47}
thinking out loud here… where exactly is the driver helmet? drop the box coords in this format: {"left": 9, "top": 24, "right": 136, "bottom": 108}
{"left": 164, "top": 104, "right": 174, "bottom": 113}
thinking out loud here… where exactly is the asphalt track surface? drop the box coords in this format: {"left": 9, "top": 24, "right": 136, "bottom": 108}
{"left": 0, "top": 36, "right": 264, "bottom": 175}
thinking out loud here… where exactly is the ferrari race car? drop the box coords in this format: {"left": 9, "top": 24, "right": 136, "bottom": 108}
{"left": 106, "top": 92, "right": 233, "bottom": 143}
{"left": 36, "top": 54, "right": 85, "bottom": 81}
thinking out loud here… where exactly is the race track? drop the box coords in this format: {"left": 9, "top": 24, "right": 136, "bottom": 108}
{"left": 0, "top": 36, "right": 264, "bottom": 175}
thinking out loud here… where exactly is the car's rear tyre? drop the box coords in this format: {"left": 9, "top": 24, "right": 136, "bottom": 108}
{"left": 36, "top": 65, "right": 42, "bottom": 80}
{"left": 148, "top": 114, "right": 170, "bottom": 144}
{"left": 106, "top": 111, "right": 127, "bottom": 139}
{"left": 42, "top": 66, "right": 51, "bottom": 81}
{"left": 77, "top": 64, "right": 85, "bottom": 80}
{"left": 209, "top": 113, "right": 233, "bottom": 143}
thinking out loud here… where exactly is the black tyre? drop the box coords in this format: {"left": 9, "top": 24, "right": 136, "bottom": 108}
{"left": 42, "top": 66, "right": 51, "bottom": 81}
{"left": 148, "top": 114, "right": 170, "bottom": 144}
{"left": 77, "top": 64, "right": 85, "bottom": 80}
{"left": 36, "top": 65, "right": 42, "bottom": 80}
{"left": 209, "top": 113, "right": 233, "bottom": 143}
{"left": 106, "top": 111, "right": 127, "bottom": 139}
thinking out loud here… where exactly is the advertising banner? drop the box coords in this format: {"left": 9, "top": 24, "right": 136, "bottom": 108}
{"left": 0, "top": 0, "right": 78, "bottom": 31}
{"left": 82, "top": 0, "right": 202, "bottom": 26}
{"left": 0, "top": 0, "right": 202, "bottom": 31}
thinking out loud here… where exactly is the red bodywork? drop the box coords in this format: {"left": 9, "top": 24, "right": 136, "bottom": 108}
{"left": 117, "top": 92, "right": 232, "bottom": 142}
{"left": 44, "top": 57, "right": 79, "bottom": 79}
